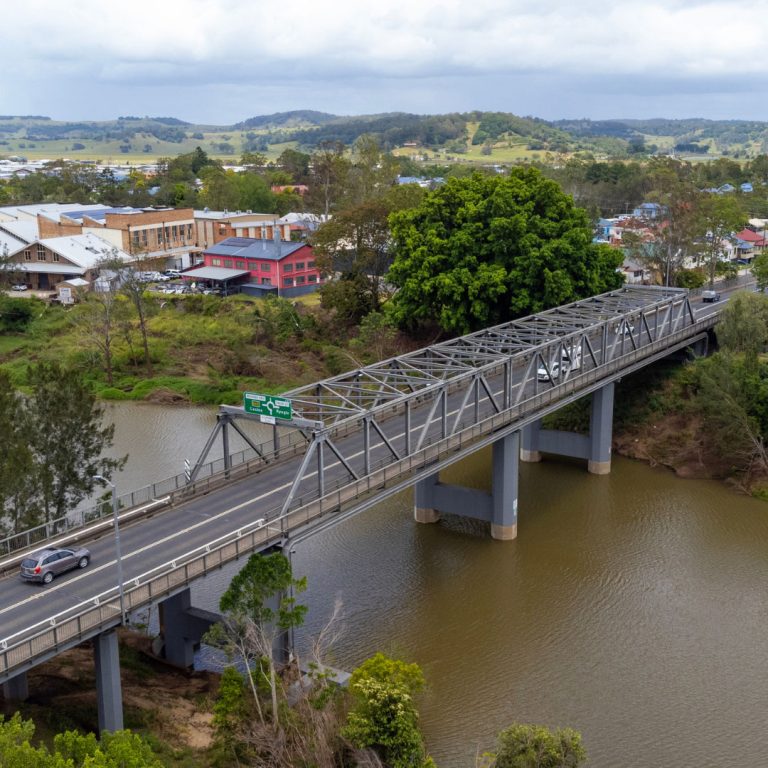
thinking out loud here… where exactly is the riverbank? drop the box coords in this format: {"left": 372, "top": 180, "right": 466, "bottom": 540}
{"left": 0, "top": 293, "right": 416, "bottom": 405}
{"left": 0, "top": 630, "right": 217, "bottom": 766}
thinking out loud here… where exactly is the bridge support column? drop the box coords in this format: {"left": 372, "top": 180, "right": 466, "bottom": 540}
{"left": 94, "top": 630, "right": 123, "bottom": 734}
{"left": 588, "top": 382, "right": 614, "bottom": 475}
{"left": 159, "top": 588, "right": 219, "bottom": 669}
{"left": 413, "top": 432, "right": 519, "bottom": 540}
{"left": 516, "top": 383, "right": 615, "bottom": 475}
{"left": 491, "top": 430, "right": 519, "bottom": 540}
{"left": 414, "top": 472, "right": 441, "bottom": 524}
{"left": 2, "top": 671, "right": 28, "bottom": 702}
{"left": 520, "top": 420, "right": 542, "bottom": 463}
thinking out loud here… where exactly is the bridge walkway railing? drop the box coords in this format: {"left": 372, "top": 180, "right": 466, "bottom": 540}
{"left": 0, "top": 314, "right": 716, "bottom": 683}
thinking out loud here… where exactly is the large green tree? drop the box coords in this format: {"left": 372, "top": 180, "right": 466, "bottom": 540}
{"left": 25, "top": 361, "right": 124, "bottom": 523}
{"left": 697, "top": 193, "right": 744, "bottom": 286}
{"left": 0, "top": 372, "right": 37, "bottom": 535}
{"left": 205, "top": 551, "right": 307, "bottom": 727}
{"left": 388, "top": 169, "right": 624, "bottom": 335}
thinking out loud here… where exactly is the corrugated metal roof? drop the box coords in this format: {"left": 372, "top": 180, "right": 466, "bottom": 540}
{"left": 183, "top": 266, "right": 250, "bottom": 281}
{"left": 204, "top": 237, "right": 306, "bottom": 262}
{"left": 0, "top": 228, "right": 26, "bottom": 253}
{"left": 1, "top": 220, "right": 38, "bottom": 243}
{"left": 15, "top": 263, "right": 87, "bottom": 275}
{"left": 36, "top": 233, "right": 131, "bottom": 269}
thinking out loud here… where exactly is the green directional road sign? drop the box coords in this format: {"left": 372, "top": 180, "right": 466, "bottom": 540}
{"left": 243, "top": 392, "right": 293, "bottom": 421}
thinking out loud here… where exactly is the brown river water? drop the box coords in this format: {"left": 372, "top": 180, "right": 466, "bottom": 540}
{"left": 104, "top": 402, "right": 768, "bottom": 767}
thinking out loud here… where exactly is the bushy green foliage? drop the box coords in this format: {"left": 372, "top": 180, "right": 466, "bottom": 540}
{"left": 343, "top": 653, "right": 431, "bottom": 768}
{"left": 0, "top": 295, "right": 36, "bottom": 332}
{"left": 0, "top": 362, "right": 124, "bottom": 535}
{"left": 492, "top": 723, "right": 586, "bottom": 768}
{"left": 388, "top": 169, "right": 624, "bottom": 335}
{"left": 0, "top": 712, "right": 162, "bottom": 768}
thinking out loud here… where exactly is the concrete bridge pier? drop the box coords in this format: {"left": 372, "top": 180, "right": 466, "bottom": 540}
{"left": 158, "top": 579, "right": 290, "bottom": 669}
{"left": 158, "top": 588, "right": 219, "bottom": 669}
{"left": 94, "top": 630, "right": 123, "bottom": 734}
{"left": 520, "top": 381, "right": 615, "bottom": 475}
{"left": 414, "top": 431, "right": 519, "bottom": 540}
{"left": 1, "top": 671, "right": 29, "bottom": 702}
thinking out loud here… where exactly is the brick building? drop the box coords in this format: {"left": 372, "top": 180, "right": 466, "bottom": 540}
{"left": 184, "top": 236, "right": 322, "bottom": 297}
{"left": 7, "top": 233, "right": 131, "bottom": 291}
{"left": 35, "top": 206, "right": 198, "bottom": 269}
{"left": 194, "top": 210, "right": 290, "bottom": 249}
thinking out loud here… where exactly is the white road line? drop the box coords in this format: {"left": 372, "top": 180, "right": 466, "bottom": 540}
{"left": 0, "top": 383, "right": 513, "bottom": 614}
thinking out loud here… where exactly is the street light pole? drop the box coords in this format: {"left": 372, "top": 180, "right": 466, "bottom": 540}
{"left": 94, "top": 475, "right": 126, "bottom": 625}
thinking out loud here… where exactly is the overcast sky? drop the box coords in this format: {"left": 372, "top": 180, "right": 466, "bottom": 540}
{"left": 5, "top": 0, "right": 768, "bottom": 124}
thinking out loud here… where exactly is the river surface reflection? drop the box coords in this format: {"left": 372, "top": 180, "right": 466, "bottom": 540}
{"left": 105, "top": 402, "right": 768, "bottom": 767}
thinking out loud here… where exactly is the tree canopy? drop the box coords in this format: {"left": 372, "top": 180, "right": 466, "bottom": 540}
{"left": 387, "top": 169, "right": 624, "bottom": 335}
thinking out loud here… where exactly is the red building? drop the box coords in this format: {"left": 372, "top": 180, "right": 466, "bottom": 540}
{"left": 185, "top": 236, "right": 322, "bottom": 297}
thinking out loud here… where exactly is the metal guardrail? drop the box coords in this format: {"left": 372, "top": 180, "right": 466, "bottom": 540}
{"left": 0, "top": 423, "right": 310, "bottom": 558}
{"left": 0, "top": 317, "right": 716, "bottom": 682}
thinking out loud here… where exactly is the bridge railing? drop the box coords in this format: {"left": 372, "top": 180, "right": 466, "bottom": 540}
{"left": 0, "top": 317, "right": 716, "bottom": 683}
{"left": 0, "top": 422, "right": 310, "bottom": 559}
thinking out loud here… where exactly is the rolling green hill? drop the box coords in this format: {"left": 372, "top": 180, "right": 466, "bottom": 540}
{"left": 3, "top": 112, "right": 768, "bottom": 164}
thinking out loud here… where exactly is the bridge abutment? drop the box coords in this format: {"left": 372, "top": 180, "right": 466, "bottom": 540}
{"left": 1, "top": 671, "right": 28, "bottom": 702}
{"left": 520, "top": 382, "right": 615, "bottom": 474}
{"left": 414, "top": 431, "right": 519, "bottom": 540}
{"left": 158, "top": 588, "right": 219, "bottom": 669}
{"left": 94, "top": 630, "right": 123, "bottom": 734}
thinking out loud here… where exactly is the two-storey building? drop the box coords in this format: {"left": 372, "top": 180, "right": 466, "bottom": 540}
{"left": 184, "top": 236, "right": 322, "bottom": 297}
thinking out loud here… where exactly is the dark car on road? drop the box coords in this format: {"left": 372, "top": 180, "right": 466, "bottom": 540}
{"left": 702, "top": 290, "right": 721, "bottom": 303}
{"left": 20, "top": 546, "right": 91, "bottom": 584}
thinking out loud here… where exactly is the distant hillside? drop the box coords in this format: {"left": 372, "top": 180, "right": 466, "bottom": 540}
{"left": 2, "top": 112, "right": 768, "bottom": 163}
{"left": 236, "top": 110, "right": 337, "bottom": 129}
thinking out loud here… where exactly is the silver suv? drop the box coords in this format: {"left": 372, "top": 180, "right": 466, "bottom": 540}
{"left": 20, "top": 546, "right": 91, "bottom": 584}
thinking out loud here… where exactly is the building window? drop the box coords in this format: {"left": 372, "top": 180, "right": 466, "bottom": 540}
{"left": 172, "top": 225, "right": 178, "bottom": 238}
{"left": 283, "top": 277, "right": 293, "bottom": 287}
{"left": 24, "top": 249, "right": 31, "bottom": 261}
{"left": 308, "top": 274, "right": 317, "bottom": 283}
{"left": 296, "top": 275, "right": 306, "bottom": 285}
{"left": 261, "top": 277, "right": 271, "bottom": 285}
{"left": 283, "top": 263, "right": 293, "bottom": 272}
{"left": 224, "top": 259, "right": 233, "bottom": 269}
{"left": 52, "top": 252, "right": 60, "bottom": 262}
{"left": 236, "top": 261, "right": 245, "bottom": 269}
{"left": 261, "top": 263, "right": 271, "bottom": 272}
{"left": 212, "top": 258, "right": 221, "bottom": 266}
{"left": 141, "top": 229, "right": 148, "bottom": 244}
{"left": 37, "top": 245, "right": 46, "bottom": 261}
{"left": 295, "top": 261, "right": 305, "bottom": 270}
{"left": 308, "top": 261, "right": 316, "bottom": 269}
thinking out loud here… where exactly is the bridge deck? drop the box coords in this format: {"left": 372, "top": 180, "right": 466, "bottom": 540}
{"left": 0, "top": 285, "right": 725, "bottom": 684}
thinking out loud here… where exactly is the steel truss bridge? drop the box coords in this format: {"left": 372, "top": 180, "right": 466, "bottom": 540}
{"left": 194, "top": 284, "right": 708, "bottom": 525}
{"left": 0, "top": 285, "right": 717, "bottom": 691}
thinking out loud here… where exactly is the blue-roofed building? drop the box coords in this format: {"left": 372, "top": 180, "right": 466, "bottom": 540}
{"left": 632, "top": 202, "right": 665, "bottom": 219}
{"left": 186, "top": 236, "right": 322, "bottom": 297}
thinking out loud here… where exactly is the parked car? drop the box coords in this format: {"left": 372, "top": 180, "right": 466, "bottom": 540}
{"left": 614, "top": 321, "right": 635, "bottom": 336}
{"left": 11, "top": 283, "right": 27, "bottom": 291}
{"left": 702, "top": 290, "right": 721, "bottom": 303}
{"left": 163, "top": 269, "right": 182, "bottom": 278}
{"left": 20, "top": 546, "right": 91, "bottom": 584}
